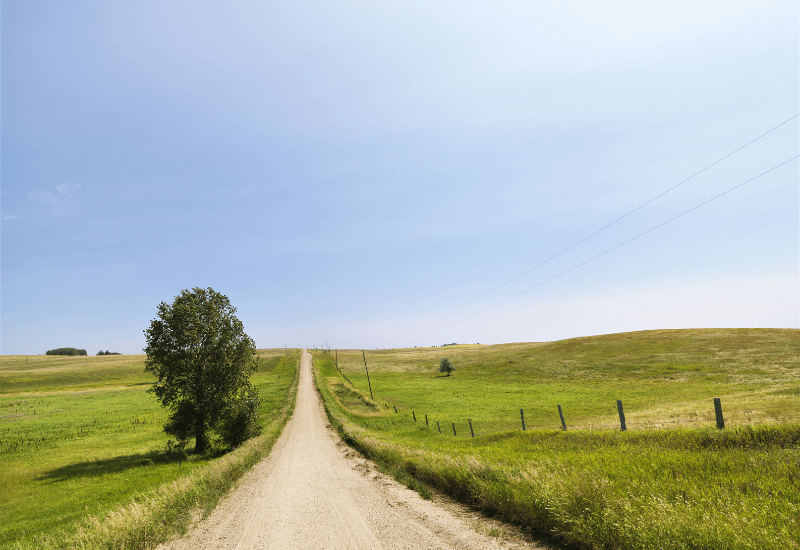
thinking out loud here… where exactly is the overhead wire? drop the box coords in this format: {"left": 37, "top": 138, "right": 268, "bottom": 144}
{"left": 404, "top": 154, "right": 799, "bottom": 347}
{"left": 384, "top": 113, "right": 800, "bottom": 347}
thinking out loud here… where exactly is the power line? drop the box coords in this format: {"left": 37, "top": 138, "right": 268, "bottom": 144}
{"left": 405, "top": 155, "right": 799, "bottom": 347}
{"left": 385, "top": 113, "right": 799, "bottom": 346}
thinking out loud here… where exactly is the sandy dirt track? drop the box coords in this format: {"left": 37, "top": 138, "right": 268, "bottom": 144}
{"left": 159, "top": 349, "right": 544, "bottom": 550}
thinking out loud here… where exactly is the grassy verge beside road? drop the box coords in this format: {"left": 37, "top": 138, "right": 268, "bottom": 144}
{"left": 1, "top": 349, "right": 300, "bottom": 550}
{"left": 314, "top": 329, "right": 800, "bottom": 549}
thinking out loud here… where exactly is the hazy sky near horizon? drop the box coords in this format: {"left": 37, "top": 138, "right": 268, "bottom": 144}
{"left": 2, "top": 1, "right": 798, "bottom": 354}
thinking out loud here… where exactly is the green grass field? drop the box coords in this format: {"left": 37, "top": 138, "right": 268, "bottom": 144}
{"left": 0, "top": 349, "right": 300, "bottom": 550}
{"left": 314, "top": 329, "right": 800, "bottom": 549}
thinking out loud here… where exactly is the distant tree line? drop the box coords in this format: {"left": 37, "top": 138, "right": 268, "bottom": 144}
{"left": 45, "top": 347, "right": 87, "bottom": 356}
{"left": 96, "top": 350, "right": 122, "bottom": 355}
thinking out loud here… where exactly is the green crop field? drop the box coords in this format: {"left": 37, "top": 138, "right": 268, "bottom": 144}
{"left": 314, "top": 329, "right": 800, "bottom": 550}
{"left": 0, "top": 349, "right": 300, "bottom": 550}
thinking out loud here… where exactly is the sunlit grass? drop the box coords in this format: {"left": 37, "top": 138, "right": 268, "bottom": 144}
{"left": 314, "top": 329, "right": 800, "bottom": 549}
{"left": 0, "top": 354, "right": 152, "bottom": 394}
{"left": 0, "top": 349, "right": 300, "bottom": 549}
{"left": 332, "top": 329, "right": 800, "bottom": 431}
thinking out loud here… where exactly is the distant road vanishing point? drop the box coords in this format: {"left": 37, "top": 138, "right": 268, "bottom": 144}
{"left": 158, "top": 349, "right": 542, "bottom": 550}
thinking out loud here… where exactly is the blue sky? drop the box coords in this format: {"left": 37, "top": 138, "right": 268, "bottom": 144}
{"left": 2, "top": 1, "right": 798, "bottom": 354}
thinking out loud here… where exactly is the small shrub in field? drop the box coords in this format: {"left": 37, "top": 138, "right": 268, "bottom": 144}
{"left": 438, "top": 358, "right": 454, "bottom": 376}
{"left": 166, "top": 439, "right": 189, "bottom": 465}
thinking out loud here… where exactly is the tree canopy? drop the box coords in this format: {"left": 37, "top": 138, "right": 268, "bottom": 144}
{"left": 144, "top": 287, "right": 260, "bottom": 453}
{"left": 45, "top": 347, "right": 87, "bottom": 356}
{"left": 439, "top": 357, "right": 454, "bottom": 376}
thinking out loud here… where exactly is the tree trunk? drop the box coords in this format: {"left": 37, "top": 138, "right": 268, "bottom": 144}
{"left": 195, "top": 416, "right": 208, "bottom": 453}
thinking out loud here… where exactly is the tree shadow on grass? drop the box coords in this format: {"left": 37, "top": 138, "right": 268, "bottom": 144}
{"left": 37, "top": 449, "right": 193, "bottom": 482}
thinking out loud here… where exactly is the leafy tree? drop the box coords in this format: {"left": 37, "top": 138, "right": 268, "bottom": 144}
{"left": 144, "top": 287, "right": 260, "bottom": 453}
{"left": 438, "top": 357, "right": 454, "bottom": 376}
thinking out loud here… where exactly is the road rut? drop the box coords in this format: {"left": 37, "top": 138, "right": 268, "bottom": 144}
{"left": 159, "top": 349, "right": 542, "bottom": 549}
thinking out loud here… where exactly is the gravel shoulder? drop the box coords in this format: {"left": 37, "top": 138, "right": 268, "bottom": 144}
{"left": 158, "top": 349, "right": 546, "bottom": 549}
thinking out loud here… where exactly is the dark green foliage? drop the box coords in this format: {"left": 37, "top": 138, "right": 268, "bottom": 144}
{"left": 438, "top": 357, "right": 454, "bottom": 376}
{"left": 144, "top": 287, "right": 260, "bottom": 454}
{"left": 216, "top": 384, "right": 262, "bottom": 448}
{"left": 166, "top": 439, "right": 189, "bottom": 466}
{"left": 45, "top": 348, "right": 87, "bottom": 356}
{"left": 96, "top": 350, "right": 122, "bottom": 355}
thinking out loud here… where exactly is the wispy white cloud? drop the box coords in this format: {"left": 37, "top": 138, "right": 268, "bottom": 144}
{"left": 1, "top": 214, "right": 22, "bottom": 221}
{"left": 30, "top": 183, "right": 81, "bottom": 211}
{"left": 56, "top": 182, "right": 80, "bottom": 196}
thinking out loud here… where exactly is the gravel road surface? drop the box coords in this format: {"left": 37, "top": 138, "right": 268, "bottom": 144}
{"left": 159, "top": 349, "right": 543, "bottom": 550}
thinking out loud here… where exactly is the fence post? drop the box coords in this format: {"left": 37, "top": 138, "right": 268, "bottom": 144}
{"left": 558, "top": 404, "right": 567, "bottom": 431}
{"left": 617, "top": 400, "right": 627, "bottom": 431}
{"left": 520, "top": 408, "right": 526, "bottom": 431}
{"left": 361, "top": 350, "right": 374, "bottom": 401}
{"left": 437, "top": 421, "right": 441, "bottom": 433}
{"left": 425, "top": 414, "right": 429, "bottom": 427}
{"left": 452, "top": 423, "right": 457, "bottom": 436}
{"left": 469, "top": 420, "right": 475, "bottom": 438}
{"left": 713, "top": 398, "right": 725, "bottom": 429}
{"left": 413, "top": 411, "right": 416, "bottom": 422}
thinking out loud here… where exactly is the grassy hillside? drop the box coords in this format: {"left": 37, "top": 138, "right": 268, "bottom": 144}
{"left": 0, "top": 353, "right": 152, "bottom": 394}
{"left": 330, "top": 329, "right": 800, "bottom": 432}
{"left": 0, "top": 349, "right": 300, "bottom": 550}
{"left": 314, "top": 329, "right": 800, "bottom": 549}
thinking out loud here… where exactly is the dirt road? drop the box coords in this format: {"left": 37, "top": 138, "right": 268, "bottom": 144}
{"left": 160, "top": 349, "right": 542, "bottom": 549}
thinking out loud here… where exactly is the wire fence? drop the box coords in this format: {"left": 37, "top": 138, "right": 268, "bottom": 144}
{"left": 321, "top": 350, "right": 800, "bottom": 438}
{"left": 377, "top": 401, "right": 800, "bottom": 438}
